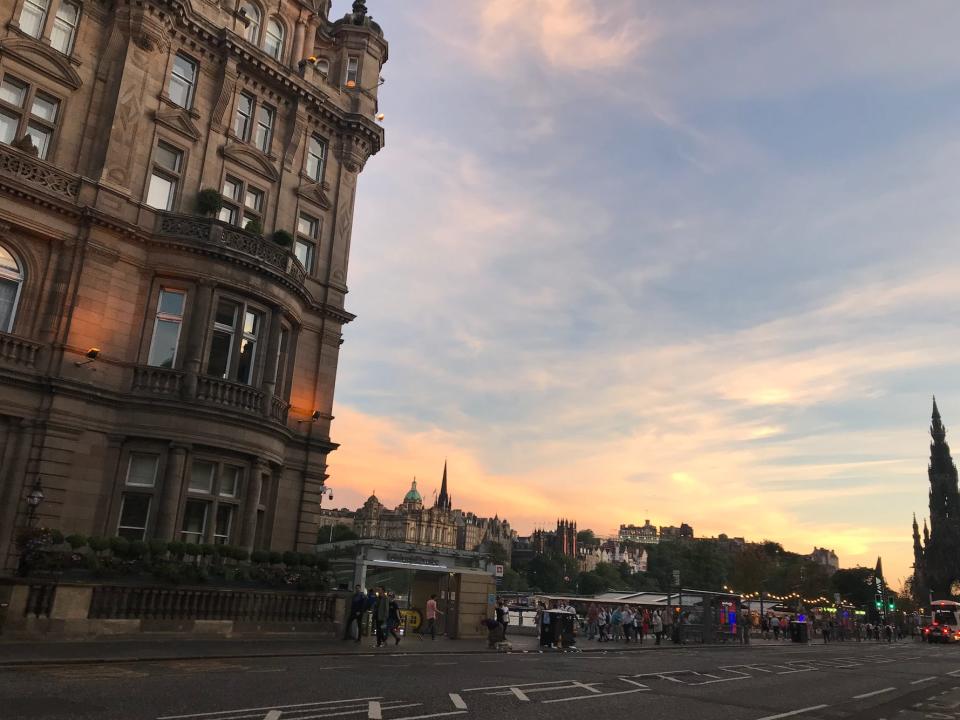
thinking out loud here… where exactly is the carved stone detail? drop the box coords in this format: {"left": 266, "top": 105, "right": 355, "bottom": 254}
{"left": 221, "top": 142, "right": 280, "bottom": 181}
{"left": 0, "top": 145, "right": 81, "bottom": 200}
{"left": 284, "top": 105, "right": 309, "bottom": 170}
{"left": 211, "top": 58, "right": 239, "bottom": 133}
{"left": 335, "top": 133, "right": 371, "bottom": 173}
{"left": 0, "top": 37, "right": 83, "bottom": 89}
{"left": 154, "top": 107, "right": 201, "bottom": 141}
{"left": 295, "top": 180, "right": 332, "bottom": 210}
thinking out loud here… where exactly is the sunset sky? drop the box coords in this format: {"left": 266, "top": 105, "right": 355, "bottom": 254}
{"left": 327, "top": 0, "right": 960, "bottom": 588}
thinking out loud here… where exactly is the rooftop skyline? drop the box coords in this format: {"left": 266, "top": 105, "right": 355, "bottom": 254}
{"left": 325, "top": 0, "right": 960, "bottom": 589}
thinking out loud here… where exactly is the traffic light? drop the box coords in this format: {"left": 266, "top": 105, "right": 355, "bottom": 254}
{"left": 874, "top": 597, "right": 882, "bottom": 610}
{"left": 888, "top": 599, "right": 896, "bottom": 611}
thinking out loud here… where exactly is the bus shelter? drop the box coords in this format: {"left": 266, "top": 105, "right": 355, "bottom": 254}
{"left": 325, "top": 540, "right": 497, "bottom": 639}
{"left": 664, "top": 588, "right": 742, "bottom": 644}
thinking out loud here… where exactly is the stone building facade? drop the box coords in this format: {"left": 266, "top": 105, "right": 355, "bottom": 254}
{"left": 319, "top": 465, "right": 515, "bottom": 558}
{"left": 0, "top": 0, "right": 387, "bottom": 570}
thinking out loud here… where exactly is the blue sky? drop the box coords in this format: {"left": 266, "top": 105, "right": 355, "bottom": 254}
{"left": 327, "top": 0, "right": 960, "bottom": 586}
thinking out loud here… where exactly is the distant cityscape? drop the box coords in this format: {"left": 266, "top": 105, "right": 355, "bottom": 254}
{"left": 319, "top": 468, "right": 840, "bottom": 578}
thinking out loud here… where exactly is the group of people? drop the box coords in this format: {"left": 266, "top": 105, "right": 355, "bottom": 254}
{"left": 345, "top": 585, "right": 446, "bottom": 646}
{"left": 584, "top": 603, "right": 666, "bottom": 644}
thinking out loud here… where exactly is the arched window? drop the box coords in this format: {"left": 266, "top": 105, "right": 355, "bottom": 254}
{"left": 240, "top": 1, "right": 261, "bottom": 44}
{"left": 264, "top": 18, "right": 284, "bottom": 60}
{"left": 0, "top": 245, "right": 23, "bottom": 333}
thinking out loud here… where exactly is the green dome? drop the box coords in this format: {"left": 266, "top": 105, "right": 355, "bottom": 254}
{"left": 403, "top": 480, "right": 422, "bottom": 503}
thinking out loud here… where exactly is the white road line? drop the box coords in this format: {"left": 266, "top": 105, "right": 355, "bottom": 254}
{"left": 381, "top": 713, "right": 466, "bottom": 720}
{"left": 448, "top": 694, "right": 467, "bottom": 710}
{"left": 753, "top": 704, "right": 829, "bottom": 720}
{"left": 572, "top": 682, "right": 602, "bottom": 694}
{"left": 158, "top": 698, "right": 384, "bottom": 719}
{"left": 948, "top": 669, "right": 960, "bottom": 677}
{"left": 264, "top": 713, "right": 281, "bottom": 720}
{"left": 911, "top": 677, "right": 937, "bottom": 685}
{"left": 541, "top": 688, "right": 648, "bottom": 704}
{"left": 464, "top": 680, "right": 573, "bottom": 691}
{"left": 853, "top": 687, "right": 896, "bottom": 700}
{"left": 298, "top": 704, "right": 421, "bottom": 720}
{"left": 511, "top": 687, "right": 530, "bottom": 702}
{"left": 367, "top": 701, "right": 382, "bottom": 720}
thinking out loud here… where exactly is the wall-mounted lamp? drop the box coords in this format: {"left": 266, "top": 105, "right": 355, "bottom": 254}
{"left": 25, "top": 478, "right": 45, "bottom": 526}
{"left": 345, "top": 76, "right": 385, "bottom": 91}
{"left": 75, "top": 347, "right": 100, "bottom": 367}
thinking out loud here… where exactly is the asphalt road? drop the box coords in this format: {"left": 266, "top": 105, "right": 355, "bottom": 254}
{"left": 2, "top": 640, "right": 959, "bottom": 720}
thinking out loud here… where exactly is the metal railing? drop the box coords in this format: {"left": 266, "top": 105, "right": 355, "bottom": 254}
{"left": 88, "top": 586, "right": 338, "bottom": 622}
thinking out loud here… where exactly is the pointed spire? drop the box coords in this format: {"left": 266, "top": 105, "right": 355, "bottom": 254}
{"left": 436, "top": 460, "right": 450, "bottom": 510}
{"left": 932, "top": 396, "right": 947, "bottom": 442}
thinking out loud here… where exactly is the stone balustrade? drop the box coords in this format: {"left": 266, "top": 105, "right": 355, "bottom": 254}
{"left": 131, "top": 365, "right": 183, "bottom": 395}
{"left": 0, "top": 331, "right": 41, "bottom": 369}
{"left": 0, "top": 144, "right": 81, "bottom": 201}
{"left": 155, "top": 212, "right": 306, "bottom": 286}
{"left": 196, "top": 375, "right": 264, "bottom": 414}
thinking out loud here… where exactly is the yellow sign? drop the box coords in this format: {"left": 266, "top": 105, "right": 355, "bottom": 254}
{"left": 400, "top": 608, "right": 422, "bottom": 630}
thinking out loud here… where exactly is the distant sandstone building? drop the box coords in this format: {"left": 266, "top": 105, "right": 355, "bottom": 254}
{"left": 318, "top": 464, "right": 516, "bottom": 558}
{"left": 0, "top": 0, "right": 388, "bottom": 569}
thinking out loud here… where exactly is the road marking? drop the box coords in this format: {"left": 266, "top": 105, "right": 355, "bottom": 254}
{"left": 264, "top": 713, "right": 281, "bottom": 720}
{"left": 948, "top": 669, "right": 960, "bottom": 677}
{"left": 449, "top": 694, "right": 467, "bottom": 710}
{"left": 911, "top": 677, "right": 937, "bottom": 685}
{"left": 853, "top": 687, "right": 896, "bottom": 700}
{"left": 511, "top": 687, "right": 530, "bottom": 702}
{"left": 368, "top": 702, "right": 382, "bottom": 720}
{"left": 753, "top": 705, "right": 829, "bottom": 720}
{"left": 381, "top": 713, "right": 465, "bottom": 720}
{"left": 572, "top": 681, "right": 602, "bottom": 694}
{"left": 541, "top": 688, "right": 648, "bottom": 703}
{"left": 158, "top": 697, "right": 384, "bottom": 719}
{"left": 464, "top": 680, "right": 573, "bottom": 691}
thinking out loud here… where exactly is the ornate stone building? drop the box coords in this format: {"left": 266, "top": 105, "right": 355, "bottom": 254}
{"left": 325, "top": 464, "right": 515, "bottom": 557}
{"left": 532, "top": 519, "right": 578, "bottom": 557}
{"left": 0, "top": 0, "right": 387, "bottom": 569}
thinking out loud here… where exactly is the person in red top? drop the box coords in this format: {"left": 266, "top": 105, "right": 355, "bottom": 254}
{"left": 425, "top": 594, "right": 442, "bottom": 640}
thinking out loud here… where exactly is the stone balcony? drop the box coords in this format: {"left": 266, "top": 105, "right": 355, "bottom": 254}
{"left": 154, "top": 213, "right": 306, "bottom": 289}
{"left": 132, "top": 365, "right": 289, "bottom": 424}
{"left": 0, "top": 331, "right": 42, "bottom": 370}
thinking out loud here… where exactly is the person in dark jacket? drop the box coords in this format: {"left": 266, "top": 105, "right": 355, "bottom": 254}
{"left": 373, "top": 587, "right": 389, "bottom": 648}
{"left": 387, "top": 592, "right": 402, "bottom": 645}
{"left": 345, "top": 585, "right": 366, "bottom": 642}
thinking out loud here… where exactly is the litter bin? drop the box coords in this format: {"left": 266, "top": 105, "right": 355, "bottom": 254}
{"left": 790, "top": 620, "right": 809, "bottom": 643}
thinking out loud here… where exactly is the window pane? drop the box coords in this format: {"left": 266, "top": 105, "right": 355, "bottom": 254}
{"left": 220, "top": 467, "right": 241, "bottom": 497}
{"left": 297, "top": 214, "right": 318, "bottom": 238}
{"left": 146, "top": 172, "right": 176, "bottom": 211}
{"left": 50, "top": 3, "right": 78, "bottom": 54}
{"left": 26, "top": 123, "right": 52, "bottom": 159}
{"left": 0, "top": 278, "right": 17, "bottom": 333}
{"left": 189, "top": 461, "right": 215, "bottom": 493}
{"left": 158, "top": 289, "right": 185, "bottom": 317}
{"left": 241, "top": 1, "right": 261, "bottom": 43}
{"left": 254, "top": 106, "right": 273, "bottom": 151}
{"left": 264, "top": 19, "right": 283, "bottom": 59}
{"left": 118, "top": 494, "right": 151, "bottom": 540}
{"left": 294, "top": 240, "right": 313, "bottom": 270}
{"left": 181, "top": 500, "right": 208, "bottom": 542}
{"left": 0, "top": 110, "right": 17, "bottom": 144}
{"left": 214, "top": 504, "right": 234, "bottom": 544}
{"left": 207, "top": 330, "right": 232, "bottom": 378}
{"left": 346, "top": 56, "right": 359, "bottom": 84}
{"left": 236, "top": 337, "right": 256, "bottom": 384}
{"left": 306, "top": 137, "right": 325, "bottom": 180}
{"left": 234, "top": 94, "right": 253, "bottom": 139}
{"left": 244, "top": 187, "right": 263, "bottom": 211}
{"left": 169, "top": 54, "right": 195, "bottom": 108}
{"left": 148, "top": 318, "right": 181, "bottom": 367}
{"left": 155, "top": 142, "right": 182, "bottom": 172}
{"left": 18, "top": 0, "right": 48, "bottom": 38}
{"left": 215, "top": 299, "right": 239, "bottom": 328}
{"left": 243, "top": 310, "right": 260, "bottom": 336}
{"left": 30, "top": 93, "right": 58, "bottom": 122}
{"left": 126, "top": 453, "right": 159, "bottom": 487}
{"left": 218, "top": 205, "right": 237, "bottom": 225}
{"left": 222, "top": 177, "right": 242, "bottom": 201}
{"left": 0, "top": 77, "right": 27, "bottom": 107}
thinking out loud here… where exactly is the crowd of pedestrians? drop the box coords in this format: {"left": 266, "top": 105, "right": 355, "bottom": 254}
{"left": 583, "top": 603, "right": 667, "bottom": 644}
{"left": 344, "top": 584, "right": 407, "bottom": 647}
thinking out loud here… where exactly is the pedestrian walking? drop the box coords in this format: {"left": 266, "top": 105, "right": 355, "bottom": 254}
{"left": 598, "top": 608, "right": 609, "bottom": 642}
{"left": 424, "top": 594, "right": 442, "bottom": 640}
{"left": 622, "top": 606, "right": 634, "bottom": 643}
{"left": 495, "top": 599, "right": 509, "bottom": 637}
{"left": 373, "top": 587, "right": 389, "bottom": 648}
{"left": 345, "top": 584, "right": 366, "bottom": 642}
{"left": 653, "top": 609, "right": 663, "bottom": 645}
{"left": 387, "top": 592, "right": 402, "bottom": 645}
{"left": 739, "top": 607, "right": 751, "bottom": 645}
{"left": 611, "top": 606, "right": 623, "bottom": 641}
{"left": 587, "top": 603, "right": 599, "bottom": 641}
{"left": 771, "top": 615, "right": 781, "bottom": 641}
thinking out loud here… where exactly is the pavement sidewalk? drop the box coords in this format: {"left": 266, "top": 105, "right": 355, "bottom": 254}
{"left": 0, "top": 633, "right": 795, "bottom": 666}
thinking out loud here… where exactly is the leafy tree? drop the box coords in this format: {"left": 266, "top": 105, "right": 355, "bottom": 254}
{"left": 830, "top": 567, "right": 875, "bottom": 606}
{"left": 577, "top": 571, "right": 607, "bottom": 595}
{"left": 483, "top": 542, "right": 509, "bottom": 565}
{"left": 576, "top": 529, "right": 597, "bottom": 547}
{"left": 501, "top": 566, "right": 528, "bottom": 591}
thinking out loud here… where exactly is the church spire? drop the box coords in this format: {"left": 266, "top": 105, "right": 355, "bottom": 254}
{"left": 436, "top": 460, "right": 451, "bottom": 510}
